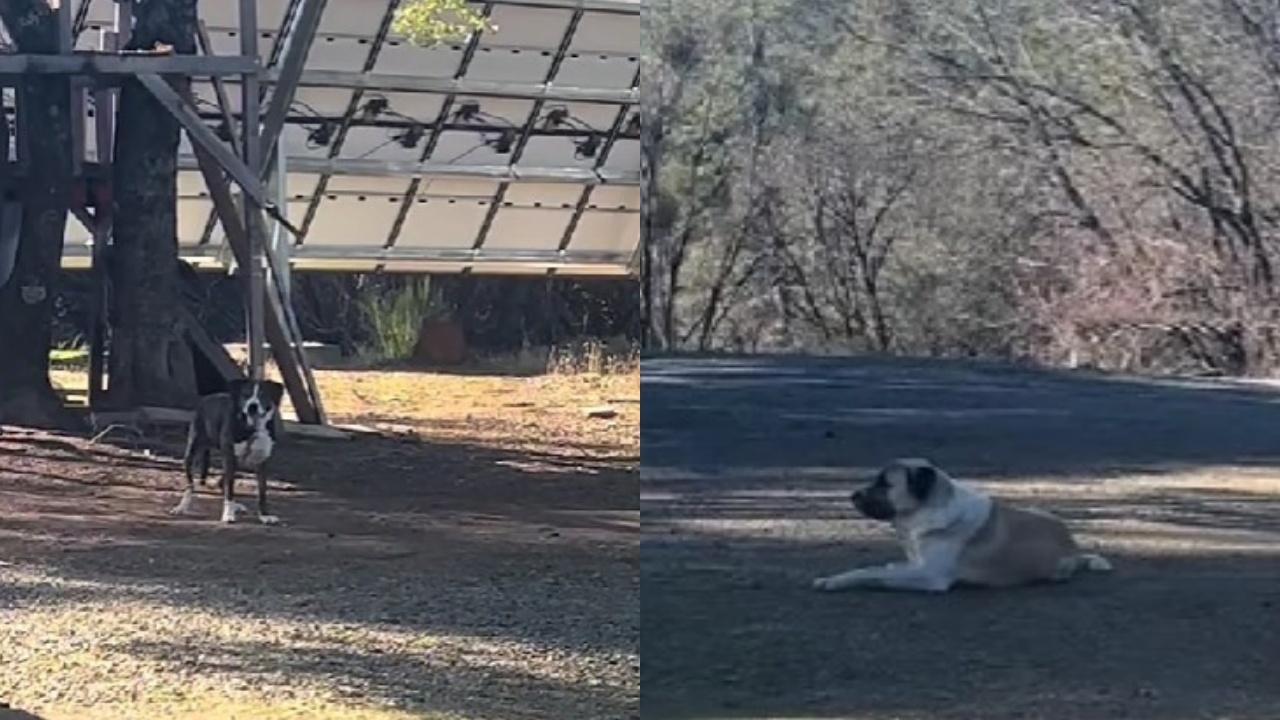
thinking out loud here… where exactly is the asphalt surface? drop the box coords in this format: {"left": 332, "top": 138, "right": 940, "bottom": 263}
{"left": 641, "top": 355, "right": 1280, "bottom": 720}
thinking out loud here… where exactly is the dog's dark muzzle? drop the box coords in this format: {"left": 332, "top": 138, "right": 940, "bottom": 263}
{"left": 851, "top": 489, "right": 896, "bottom": 521}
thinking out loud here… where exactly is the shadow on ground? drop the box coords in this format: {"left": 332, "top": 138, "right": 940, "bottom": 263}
{"left": 641, "top": 355, "right": 1280, "bottom": 720}
{"left": 642, "top": 533, "right": 1280, "bottom": 720}
{"left": 0, "top": 425, "right": 639, "bottom": 720}
{"left": 642, "top": 355, "right": 1280, "bottom": 482}
{"left": 0, "top": 707, "right": 48, "bottom": 720}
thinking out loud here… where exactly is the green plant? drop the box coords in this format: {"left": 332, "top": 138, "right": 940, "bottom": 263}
{"left": 359, "top": 277, "right": 440, "bottom": 362}
{"left": 393, "top": 0, "right": 495, "bottom": 46}
{"left": 49, "top": 340, "right": 89, "bottom": 370}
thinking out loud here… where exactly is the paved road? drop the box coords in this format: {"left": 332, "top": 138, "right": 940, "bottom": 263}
{"left": 641, "top": 355, "right": 1280, "bottom": 720}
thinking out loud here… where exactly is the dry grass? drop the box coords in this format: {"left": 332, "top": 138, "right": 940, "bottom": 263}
{"left": 313, "top": 360, "right": 639, "bottom": 456}
{"left": 5, "top": 362, "right": 639, "bottom": 720}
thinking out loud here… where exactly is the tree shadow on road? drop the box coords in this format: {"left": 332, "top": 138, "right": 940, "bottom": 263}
{"left": 642, "top": 355, "right": 1280, "bottom": 720}
{"left": 642, "top": 355, "right": 1280, "bottom": 482}
{"left": 641, "top": 528, "right": 1280, "bottom": 720}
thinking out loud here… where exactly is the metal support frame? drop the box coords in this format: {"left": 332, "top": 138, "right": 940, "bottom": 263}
{"left": 0, "top": 54, "right": 258, "bottom": 75}
{"left": 195, "top": 0, "right": 327, "bottom": 274}
{"left": 194, "top": 0, "right": 322, "bottom": 420}
{"left": 239, "top": 0, "right": 267, "bottom": 381}
{"left": 136, "top": 73, "right": 298, "bottom": 231}
{"left": 193, "top": 21, "right": 245, "bottom": 249}
{"left": 60, "top": 242, "right": 636, "bottom": 275}
{"left": 382, "top": 1, "right": 493, "bottom": 251}
{"left": 85, "top": 7, "right": 126, "bottom": 410}
{"left": 177, "top": 155, "right": 635, "bottom": 184}
{"left": 56, "top": 0, "right": 73, "bottom": 53}
{"left": 468, "top": 7, "right": 585, "bottom": 262}
{"left": 484, "top": 0, "right": 636, "bottom": 11}
{"left": 213, "top": 246, "right": 631, "bottom": 263}
{"left": 259, "top": 0, "right": 329, "bottom": 170}
{"left": 272, "top": 144, "right": 291, "bottom": 296}
{"left": 72, "top": 0, "right": 95, "bottom": 40}
{"left": 263, "top": 0, "right": 307, "bottom": 69}
{"left": 8, "top": 0, "right": 327, "bottom": 423}
{"left": 265, "top": 69, "right": 635, "bottom": 104}
{"left": 296, "top": 0, "right": 404, "bottom": 239}
{"left": 191, "top": 145, "right": 323, "bottom": 422}
{"left": 9, "top": 0, "right": 638, "bottom": 415}
{"left": 552, "top": 65, "right": 637, "bottom": 270}
{"left": 181, "top": 0, "right": 639, "bottom": 272}
{"left": 194, "top": 21, "right": 243, "bottom": 150}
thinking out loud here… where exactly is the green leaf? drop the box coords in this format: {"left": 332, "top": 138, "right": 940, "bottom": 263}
{"left": 392, "top": 0, "right": 495, "bottom": 47}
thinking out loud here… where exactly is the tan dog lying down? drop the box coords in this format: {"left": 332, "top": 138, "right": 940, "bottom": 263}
{"left": 813, "top": 459, "right": 1111, "bottom": 593}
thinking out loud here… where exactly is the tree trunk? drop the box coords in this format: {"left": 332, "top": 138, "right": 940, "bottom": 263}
{"left": 639, "top": 118, "right": 659, "bottom": 351}
{"left": 107, "top": 0, "right": 199, "bottom": 409}
{"left": 0, "top": 0, "right": 79, "bottom": 430}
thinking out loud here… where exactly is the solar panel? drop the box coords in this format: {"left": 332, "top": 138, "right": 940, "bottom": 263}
{"left": 60, "top": 0, "right": 640, "bottom": 275}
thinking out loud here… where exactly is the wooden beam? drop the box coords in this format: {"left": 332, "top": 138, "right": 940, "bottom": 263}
{"left": 134, "top": 405, "right": 351, "bottom": 439}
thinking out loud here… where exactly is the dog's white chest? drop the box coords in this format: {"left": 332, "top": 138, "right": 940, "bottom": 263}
{"left": 234, "top": 431, "right": 274, "bottom": 469}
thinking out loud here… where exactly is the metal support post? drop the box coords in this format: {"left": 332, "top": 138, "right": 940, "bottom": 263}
{"left": 272, "top": 143, "right": 291, "bottom": 298}
{"left": 87, "top": 21, "right": 120, "bottom": 408}
{"left": 240, "top": 0, "right": 266, "bottom": 382}
{"left": 56, "top": 0, "right": 73, "bottom": 53}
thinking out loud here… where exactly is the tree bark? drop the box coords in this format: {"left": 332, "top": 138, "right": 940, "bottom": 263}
{"left": 634, "top": 131, "right": 655, "bottom": 351}
{"left": 107, "top": 0, "right": 199, "bottom": 409}
{"left": 0, "top": 0, "right": 79, "bottom": 430}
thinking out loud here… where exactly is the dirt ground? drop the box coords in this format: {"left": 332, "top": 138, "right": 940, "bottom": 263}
{"left": 0, "top": 368, "right": 639, "bottom": 720}
{"left": 641, "top": 356, "right": 1280, "bottom": 720}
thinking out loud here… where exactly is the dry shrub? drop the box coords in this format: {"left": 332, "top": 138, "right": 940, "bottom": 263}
{"left": 1016, "top": 234, "right": 1280, "bottom": 375}
{"left": 473, "top": 338, "right": 639, "bottom": 376}
{"left": 546, "top": 338, "right": 640, "bottom": 376}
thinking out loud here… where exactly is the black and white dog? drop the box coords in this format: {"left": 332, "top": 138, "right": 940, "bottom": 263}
{"left": 170, "top": 379, "right": 284, "bottom": 525}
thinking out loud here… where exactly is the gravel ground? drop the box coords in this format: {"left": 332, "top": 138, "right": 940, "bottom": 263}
{"left": 0, "top": 372, "right": 638, "bottom": 720}
{"left": 641, "top": 356, "right": 1280, "bottom": 720}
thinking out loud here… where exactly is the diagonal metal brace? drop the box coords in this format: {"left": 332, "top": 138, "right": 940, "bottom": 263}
{"left": 135, "top": 72, "right": 303, "bottom": 237}
{"left": 191, "top": 142, "right": 325, "bottom": 425}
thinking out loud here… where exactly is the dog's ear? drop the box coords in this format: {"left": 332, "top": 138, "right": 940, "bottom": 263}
{"left": 225, "top": 378, "right": 250, "bottom": 401}
{"left": 907, "top": 464, "right": 939, "bottom": 501}
{"left": 260, "top": 381, "right": 285, "bottom": 407}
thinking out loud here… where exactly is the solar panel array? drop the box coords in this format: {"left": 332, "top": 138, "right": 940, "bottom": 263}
{"left": 61, "top": 0, "right": 640, "bottom": 275}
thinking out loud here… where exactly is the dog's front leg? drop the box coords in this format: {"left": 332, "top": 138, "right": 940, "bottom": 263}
{"left": 255, "top": 465, "right": 279, "bottom": 525}
{"left": 813, "top": 562, "right": 953, "bottom": 593}
{"left": 219, "top": 448, "right": 246, "bottom": 523}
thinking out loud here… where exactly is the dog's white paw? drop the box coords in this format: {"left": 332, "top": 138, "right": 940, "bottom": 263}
{"left": 812, "top": 576, "right": 835, "bottom": 592}
{"left": 169, "top": 491, "right": 194, "bottom": 516}
{"left": 220, "top": 500, "right": 246, "bottom": 524}
{"left": 258, "top": 515, "right": 280, "bottom": 526}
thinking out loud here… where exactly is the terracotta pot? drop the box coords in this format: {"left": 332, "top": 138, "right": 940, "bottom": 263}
{"left": 412, "top": 317, "right": 467, "bottom": 366}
